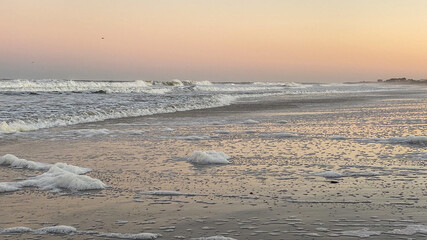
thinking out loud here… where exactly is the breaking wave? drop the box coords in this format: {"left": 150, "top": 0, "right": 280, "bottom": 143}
{"left": 0, "top": 79, "right": 401, "bottom": 134}
{"left": 0, "top": 94, "right": 237, "bottom": 134}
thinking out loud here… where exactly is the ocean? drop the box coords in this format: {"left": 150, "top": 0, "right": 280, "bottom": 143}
{"left": 0, "top": 79, "right": 426, "bottom": 239}
{"left": 0, "top": 79, "right": 406, "bottom": 134}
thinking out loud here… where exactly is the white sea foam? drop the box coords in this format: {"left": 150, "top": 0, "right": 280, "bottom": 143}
{"left": 0, "top": 225, "right": 159, "bottom": 239}
{"left": 252, "top": 81, "right": 307, "bottom": 87}
{"left": 341, "top": 228, "right": 382, "bottom": 238}
{"left": 386, "top": 225, "right": 427, "bottom": 235}
{"left": 187, "top": 151, "right": 231, "bottom": 165}
{"left": 18, "top": 165, "right": 106, "bottom": 191}
{"left": 0, "top": 154, "right": 91, "bottom": 174}
{"left": 0, "top": 227, "right": 32, "bottom": 234}
{"left": 0, "top": 154, "right": 50, "bottom": 170}
{"left": 34, "top": 225, "right": 77, "bottom": 235}
{"left": 0, "top": 79, "right": 169, "bottom": 94}
{"left": 161, "top": 128, "right": 175, "bottom": 132}
{"left": 97, "top": 232, "right": 160, "bottom": 239}
{"left": 194, "top": 80, "right": 213, "bottom": 85}
{"left": 165, "top": 79, "right": 185, "bottom": 86}
{"left": 0, "top": 182, "right": 20, "bottom": 192}
{"left": 0, "top": 226, "right": 76, "bottom": 235}
{"left": 242, "top": 119, "right": 260, "bottom": 124}
{"left": 0, "top": 154, "right": 106, "bottom": 193}
{"left": 195, "top": 84, "right": 285, "bottom": 92}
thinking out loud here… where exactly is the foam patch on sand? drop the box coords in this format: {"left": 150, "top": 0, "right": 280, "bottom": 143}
{"left": 34, "top": 225, "right": 78, "bottom": 235}
{"left": 0, "top": 154, "right": 106, "bottom": 193}
{"left": 190, "top": 236, "right": 237, "bottom": 240}
{"left": 0, "top": 182, "right": 20, "bottom": 192}
{"left": 242, "top": 119, "right": 260, "bottom": 124}
{"left": 97, "top": 232, "right": 160, "bottom": 239}
{"left": 17, "top": 166, "right": 107, "bottom": 192}
{"left": 0, "top": 154, "right": 91, "bottom": 174}
{"left": 340, "top": 228, "right": 382, "bottom": 238}
{"left": 0, "top": 226, "right": 76, "bottom": 235}
{"left": 0, "top": 225, "right": 160, "bottom": 239}
{"left": 0, "top": 227, "right": 32, "bottom": 234}
{"left": 277, "top": 120, "right": 288, "bottom": 123}
{"left": 358, "top": 136, "right": 427, "bottom": 147}
{"left": 386, "top": 225, "right": 427, "bottom": 235}
{"left": 0, "top": 154, "right": 51, "bottom": 170}
{"left": 187, "top": 151, "right": 231, "bottom": 165}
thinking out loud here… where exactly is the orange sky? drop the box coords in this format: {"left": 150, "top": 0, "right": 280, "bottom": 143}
{"left": 1, "top": 0, "right": 426, "bottom": 82}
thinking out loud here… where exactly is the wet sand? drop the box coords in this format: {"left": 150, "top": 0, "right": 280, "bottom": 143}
{"left": 0, "top": 89, "right": 426, "bottom": 239}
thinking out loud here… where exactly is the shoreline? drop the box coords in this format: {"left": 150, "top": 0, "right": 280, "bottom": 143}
{"left": 1, "top": 87, "right": 426, "bottom": 239}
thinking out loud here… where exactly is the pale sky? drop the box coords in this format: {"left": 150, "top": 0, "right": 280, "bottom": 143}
{"left": 1, "top": 0, "right": 427, "bottom": 82}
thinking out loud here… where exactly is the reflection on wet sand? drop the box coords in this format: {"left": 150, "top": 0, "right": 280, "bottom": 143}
{"left": 0, "top": 89, "right": 426, "bottom": 239}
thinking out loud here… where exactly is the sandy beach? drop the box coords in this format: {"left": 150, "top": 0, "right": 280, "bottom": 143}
{"left": 1, "top": 85, "right": 426, "bottom": 239}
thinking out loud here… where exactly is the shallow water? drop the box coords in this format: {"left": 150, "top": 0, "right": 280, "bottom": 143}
{"left": 0, "top": 81, "right": 426, "bottom": 239}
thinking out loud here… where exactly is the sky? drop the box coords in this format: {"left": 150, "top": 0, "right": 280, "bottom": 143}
{"left": 1, "top": 0, "right": 427, "bottom": 83}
